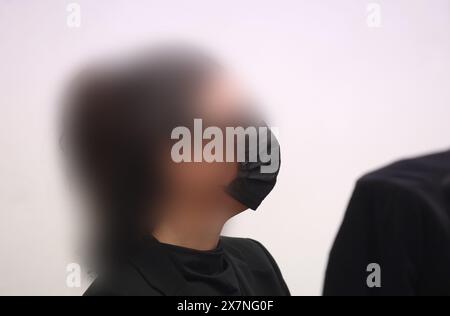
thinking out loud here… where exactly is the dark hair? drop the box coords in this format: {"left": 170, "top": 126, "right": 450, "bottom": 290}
{"left": 61, "top": 46, "right": 219, "bottom": 267}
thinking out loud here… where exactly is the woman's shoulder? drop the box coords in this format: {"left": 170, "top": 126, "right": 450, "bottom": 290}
{"left": 220, "top": 237, "right": 278, "bottom": 269}
{"left": 83, "top": 263, "right": 162, "bottom": 296}
{"left": 220, "top": 236, "right": 268, "bottom": 252}
{"left": 220, "top": 236, "right": 290, "bottom": 295}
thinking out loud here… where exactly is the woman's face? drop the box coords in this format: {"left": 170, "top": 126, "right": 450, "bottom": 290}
{"left": 164, "top": 70, "right": 252, "bottom": 213}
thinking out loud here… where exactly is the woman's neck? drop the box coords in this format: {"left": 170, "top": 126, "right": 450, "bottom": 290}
{"left": 151, "top": 201, "right": 226, "bottom": 251}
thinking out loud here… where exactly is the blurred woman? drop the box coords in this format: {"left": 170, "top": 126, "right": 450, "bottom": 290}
{"left": 61, "top": 46, "right": 289, "bottom": 296}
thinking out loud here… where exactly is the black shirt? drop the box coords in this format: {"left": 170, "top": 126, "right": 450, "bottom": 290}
{"left": 156, "top": 239, "right": 242, "bottom": 296}
{"left": 324, "top": 150, "right": 450, "bottom": 296}
{"left": 85, "top": 236, "right": 290, "bottom": 296}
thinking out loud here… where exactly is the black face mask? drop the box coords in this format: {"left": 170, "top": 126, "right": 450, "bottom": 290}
{"left": 225, "top": 123, "right": 280, "bottom": 210}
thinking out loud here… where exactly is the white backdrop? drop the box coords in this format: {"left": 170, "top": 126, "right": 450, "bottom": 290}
{"left": 0, "top": 0, "right": 449, "bottom": 295}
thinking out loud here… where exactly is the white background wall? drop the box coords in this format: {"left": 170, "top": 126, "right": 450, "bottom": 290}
{"left": 0, "top": 0, "right": 449, "bottom": 295}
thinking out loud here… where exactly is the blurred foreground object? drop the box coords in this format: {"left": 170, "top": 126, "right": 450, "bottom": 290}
{"left": 324, "top": 150, "right": 450, "bottom": 296}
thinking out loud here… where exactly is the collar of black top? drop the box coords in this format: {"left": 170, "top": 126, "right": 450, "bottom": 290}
{"left": 128, "top": 236, "right": 254, "bottom": 296}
